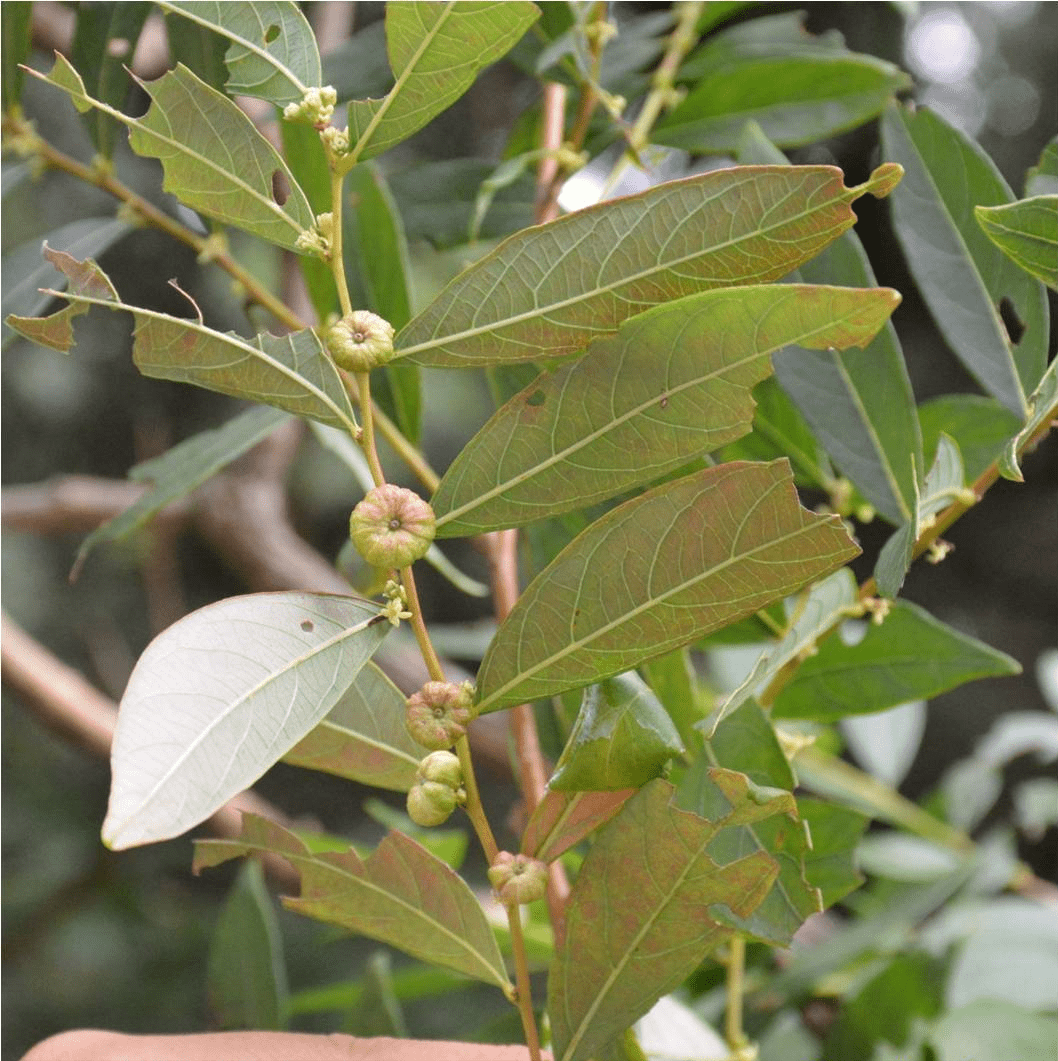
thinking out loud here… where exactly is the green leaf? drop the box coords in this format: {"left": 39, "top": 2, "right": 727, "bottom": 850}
{"left": 347, "top": 1, "right": 540, "bottom": 164}
{"left": 476, "top": 460, "right": 859, "bottom": 715}
{"left": 856, "top": 833, "right": 963, "bottom": 882}
{"left": 641, "top": 648, "right": 705, "bottom": 752}
{"left": 208, "top": 861, "right": 288, "bottom": 1030}
{"left": 975, "top": 196, "right": 1058, "bottom": 290}
{"left": 70, "top": 2, "right": 151, "bottom": 157}
{"left": 774, "top": 234, "right": 921, "bottom": 527}
{"left": 7, "top": 250, "right": 358, "bottom": 432}
{"left": 772, "top": 600, "right": 1020, "bottom": 722}
{"left": 999, "top": 356, "right": 1057, "bottom": 482}
{"left": 75, "top": 406, "right": 290, "bottom": 574}
{"left": 5, "top": 243, "right": 118, "bottom": 352}
{"left": 282, "top": 662, "right": 422, "bottom": 792}
{"left": 882, "top": 103, "right": 1049, "bottom": 415}
{"left": 362, "top": 798, "right": 469, "bottom": 872}
{"left": 841, "top": 700, "right": 926, "bottom": 788}
{"left": 797, "top": 797, "right": 866, "bottom": 908}
{"left": 2, "top": 218, "right": 130, "bottom": 346}
{"left": 717, "top": 376, "right": 834, "bottom": 489}
{"left": 344, "top": 952, "right": 408, "bottom": 1039}
{"left": 1, "top": 1, "right": 31, "bottom": 112}
{"left": 195, "top": 814, "right": 511, "bottom": 991}
{"left": 706, "top": 568, "right": 861, "bottom": 733}
{"left": 1025, "top": 136, "right": 1058, "bottom": 197}
{"left": 658, "top": 44, "right": 910, "bottom": 152}
{"left": 163, "top": 9, "right": 228, "bottom": 92}
{"left": 30, "top": 56, "right": 315, "bottom": 252}
{"left": 686, "top": 706, "right": 821, "bottom": 946}
{"left": 321, "top": 21, "right": 393, "bottom": 103}
{"left": 102, "top": 592, "right": 387, "bottom": 849}
{"left": 159, "top": 1, "right": 322, "bottom": 106}
{"left": 822, "top": 953, "right": 944, "bottom": 1061}
{"left": 343, "top": 163, "right": 420, "bottom": 442}
{"left": 395, "top": 164, "right": 903, "bottom": 367}
{"left": 432, "top": 284, "right": 899, "bottom": 536}
{"left": 548, "top": 775, "right": 781, "bottom": 1061}
{"left": 550, "top": 672, "right": 685, "bottom": 792}
{"left": 917, "top": 394, "right": 1022, "bottom": 483}
{"left": 928, "top": 1002, "right": 1058, "bottom": 1061}
{"left": 521, "top": 788, "right": 635, "bottom": 863}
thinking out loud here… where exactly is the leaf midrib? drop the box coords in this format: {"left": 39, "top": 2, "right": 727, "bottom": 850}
{"left": 396, "top": 171, "right": 856, "bottom": 361}
{"left": 437, "top": 299, "right": 885, "bottom": 529}
{"left": 479, "top": 482, "right": 848, "bottom": 711}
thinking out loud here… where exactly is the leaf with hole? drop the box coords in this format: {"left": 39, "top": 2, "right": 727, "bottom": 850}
{"left": 396, "top": 164, "right": 903, "bottom": 367}
{"left": 432, "top": 283, "right": 899, "bottom": 536}
{"left": 195, "top": 814, "right": 511, "bottom": 991}
{"left": 159, "top": 1, "right": 321, "bottom": 106}
{"left": 102, "top": 592, "right": 387, "bottom": 849}
{"left": 548, "top": 773, "right": 782, "bottom": 1061}
{"left": 772, "top": 600, "right": 1020, "bottom": 722}
{"left": 30, "top": 55, "right": 315, "bottom": 251}
{"left": 346, "top": 2, "right": 539, "bottom": 165}
{"left": 476, "top": 460, "right": 859, "bottom": 714}
{"left": 283, "top": 662, "right": 422, "bottom": 792}
{"left": 882, "top": 103, "right": 1049, "bottom": 416}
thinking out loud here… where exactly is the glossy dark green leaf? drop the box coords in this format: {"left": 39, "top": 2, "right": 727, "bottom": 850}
{"left": 208, "top": 861, "right": 288, "bottom": 1030}
{"left": 282, "top": 662, "right": 422, "bottom": 792}
{"left": 432, "top": 284, "right": 899, "bottom": 536}
{"left": 641, "top": 648, "right": 703, "bottom": 752}
{"left": 1, "top": 1, "right": 31, "bottom": 112}
{"left": 550, "top": 672, "right": 684, "bottom": 792}
{"left": 194, "top": 814, "right": 511, "bottom": 991}
{"left": 708, "top": 699, "right": 795, "bottom": 792}
{"left": 521, "top": 788, "right": 634, "bottom": 863}
{"left": 975, "top": 195, "right": 1058, "bottom": 291}
{"left": 2, "top": 218, "right": 130, "bottom": 347}
{"left": 918, "top": 394, "right": 1022, "bottom": 483}
{"left": 656, "top": 52, "right": 910, "bottom": 153}
{"left": 346, "top": 2, "right": 539, "bottom": 164}
{"left": 882, "top": 103, "right": 1049, "bottom": 415}
{"left": 30, "top": 56, "right": 315, "bottom": 251}
{"left": 343, "top": 164, "right": 420, "bottom": 442}
{"left": 75, "top": 406, "right": 290, "bottom": 573}
{"left": 798, "top": 798, "right": 866, "bottom": 908}
{"left": 7, "top": 249, "right": 358, "bottom": 431}
{"left": 548, "top": 775, "right": 781, "bottom": 1061}
{"left": 103, "top": 593, "right": 387, "bottom": 849}
{"left": 396, "top": 164, "right": 903, "bottom": 367}
{"left": 160, "top": 1, "right": 322, "bottom": 106}
{"left": 775, "top": 234, "right": 921, "bottom": 527}
{"left": 71, "top": 2, "right": 151, "bottom": 157}
{"left": 772, "top": 600, "right": 1020, "bottom": 722}
{"left": 476, "top": 460, "right": 859, "bottom": 714}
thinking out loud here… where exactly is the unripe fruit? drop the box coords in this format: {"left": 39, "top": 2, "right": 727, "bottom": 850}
{"left": 417, "top": 750, "right": 463, "bottom": 789}
{"left": 406, "top": 681, "right": 475, "bottom": 750}
{"left": 407, "top": 780, "right": 458, "bottom": 827}
{"left": 326, "top": 310, "right": 395, "bottom": 371}
{"left": 349, "top": 484, "right": 435, "bottom": 569}
{"left": 488, "top": 852, "right": 549, "bottom": 905}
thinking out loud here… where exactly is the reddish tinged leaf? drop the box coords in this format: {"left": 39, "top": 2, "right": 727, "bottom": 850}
{"left": 475, "top": 460, "right": 860, "bottom": 714}
{"left": 522, "top": 788, "right": 635, "bottom": 863}
{"left": 396, "top": 163, "right": 903, "bottom": 367}
{"left": 195, "top": 814, "right": 511, "bottom": 991}
{"left": 548, "top": 774, "right": 784, "bottom": 1061}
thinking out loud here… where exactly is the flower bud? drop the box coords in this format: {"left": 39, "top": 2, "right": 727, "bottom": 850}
{"left": 488, "top": 852, "right": 548, "bottom": 905}
{"left": 417, "top": 750, "right": 463, "bottom": 789}
{"left": 349, "top": 484, "right": 435, "bottom": 569}
{"left": 407, "top": 780, "right": 458, "bottom": 827}
{"left": 326, "top": 310, "right": 395, "bottom": 372}
{"left": 406, "top": 681, "right": 475, "bottom": 750}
